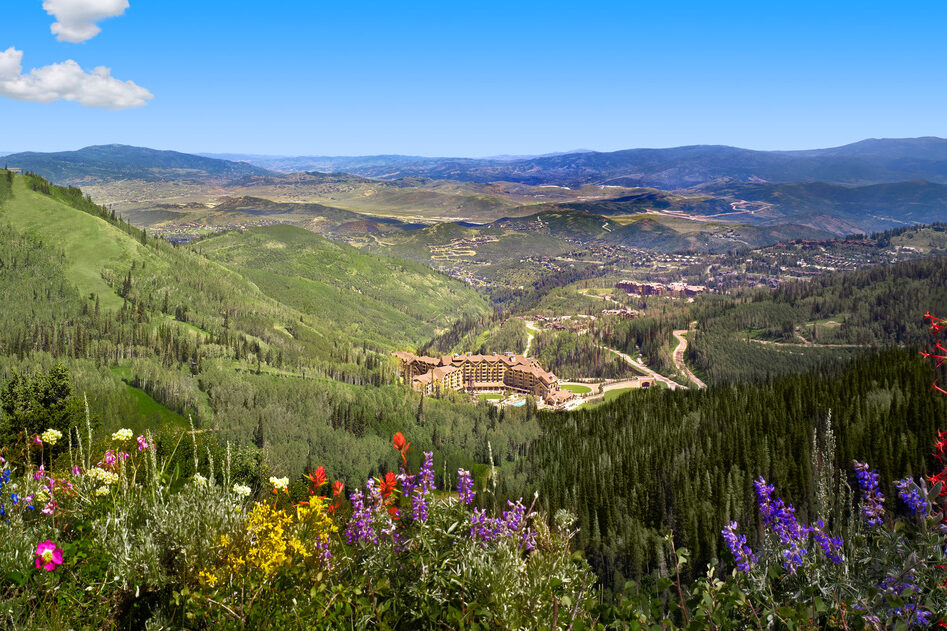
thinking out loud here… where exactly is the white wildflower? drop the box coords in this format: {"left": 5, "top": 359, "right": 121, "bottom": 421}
{"left": 40, "top": 428, "right": 63, "bottom": 445}
{"left": 111, "top": 428, "right": 133, "bottom": 442}
{"left": 232, "top": 483, "right": 252, "bottom": 497}
{"left": 87, "top": 467, "right": 119, "bottom": 485}
{"left": 269, "top": 476, "right": 289, "bottom": 491}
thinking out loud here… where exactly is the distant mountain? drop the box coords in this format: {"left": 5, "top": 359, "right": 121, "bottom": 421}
{"left": 219, "top": 137, "right": 947, "bottom": 189}
{"left": 698, "top": 180, "right": 947, "bottom": 233}
{"left": 3, "top": 145, "right": 273, "bottom": 184}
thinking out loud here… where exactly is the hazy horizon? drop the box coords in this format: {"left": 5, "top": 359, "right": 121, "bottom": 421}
{"left": 3, "top": 134, "right": 947, "bottom": 161}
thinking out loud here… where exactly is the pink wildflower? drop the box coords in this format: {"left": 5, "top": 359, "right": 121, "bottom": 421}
{"left": 41, "top": 501, "right": 56, "bottom": 515}
{"left": 34, "top": 540, "right": 63, "bottom": 571}
{"left": 136, "top": 435, "right": 150, "bottom": 451}
{"left": 33, "top": 465, "right": 45, "bottom": 481}
{"left": 32, "top": 435, "right": 42, "bottom": 446}
{"left": 71, "top": 466, "right": 82, "bottom": 476}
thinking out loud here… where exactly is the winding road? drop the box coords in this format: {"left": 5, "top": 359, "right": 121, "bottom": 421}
{"left": 601, "top": 345, "right": 683, "bottom": 390}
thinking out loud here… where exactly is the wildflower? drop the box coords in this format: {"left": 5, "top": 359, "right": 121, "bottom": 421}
{"left": 470, "top": 499, "right": 537, "bottom": 550}
{"left": 41, "top": 500, "right": 57, "bottom": 515}
{"left": 332, "top": 480, "right": 344, "bottom": 497}
{"left": 33, "top": 465, "right": 46, "bottom": 481}
{"left": 753, "top": 477, "right": 808, "bottom": 572}
{"left": 192, "top": 473, "right": 208, "bottom": 487}
{"left": 854, "top": 462, "right": 886, "bottom": 526}
{"left": 71, "top": 466, "right": 82, "bottom": 476}
{"left": 379, "top": 472, "right": 398, "bottom": 499}
{"left": 721, "top": 521, "right": 756, "bottom": 572}
{"left": 893, "top": 604, "right": 932, "bottom": 627}
{"left": 40, "top": 428, "right": 62, "bottom": 446}
{"left": 95, "top": 486, "right": 110, "bottom": 496}
{"left": 32, "top": 435, "right": 42, "bottom": 446}
{"left": 307, "top": 466, "right": 327, "bottom": 488}
{"left": 34, "top": 540, "right": 63, "bottom": 571}
{"left": 392, "top": 432, "right": 411, "bottom": 465}
{"left": 111, "top": 428, "right": 133, "bottom": 442}
{"left": 457, "top": 469, "right": 475, "bottom": 505}
{"left": 809, "top": 520, "right": 843, "bottom": 565}
{"left": 198, "top": 569, "right": 219, "bottom": 587}
{"left": 269, "top": 476, "right": 289, "bottom": 491}
{"left": 87, "top": 467, "right": 119, "bottom": 485}
{"left": 410, "top": 452, "right": 435, "bottom": 522}
{"left": 99, "top": 450, "right": 118, "bottom": 466}
{"left": 232, "top": 483, "right": 252, "bottom": 497}
{"left": 894, "top": 478, "right": 929, "bottom": 516}
{"left": 345, "top": 488, "right": 377, "bottom": 545}
{"left": 136, "top": 435, "right": 150, "bottom": 451}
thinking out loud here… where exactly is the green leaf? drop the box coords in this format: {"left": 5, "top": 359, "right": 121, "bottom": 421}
{"left": 4, "top": 571, "right": 26, "bottom": 586}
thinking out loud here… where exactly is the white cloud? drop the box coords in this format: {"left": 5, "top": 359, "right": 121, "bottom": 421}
{"left": 43, "top": 0, "right": 130, "bottom": 43}
{"left": 0, "top": 47, "right": 152, "bottom": 109}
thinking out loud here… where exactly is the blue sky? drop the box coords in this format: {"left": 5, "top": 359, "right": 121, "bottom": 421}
{"left": 0, "top": 1, "right": 945, "bottom": 156}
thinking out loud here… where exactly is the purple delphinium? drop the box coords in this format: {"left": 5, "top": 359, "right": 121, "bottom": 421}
{"left": 753, "top": 477, "right": 809, "bottom": 572}
{"left": 345, "top": 489, "right": 378, "bottom": 545}
{"left": 854, "top": 462, "right": 885, "bottom": 526}
{"left": 410, "top": 452, "right": 436, "bottom": 522}
{"left": 457, "top": 469, "right": 475, "bottom": 505}
{"left": 721, "top": 522, "right": 756, "bottom": 572}
{"left": 894, "top": 478, "right": 929, "bottom": 516}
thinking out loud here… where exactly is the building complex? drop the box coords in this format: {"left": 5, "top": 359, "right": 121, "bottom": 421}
{"left": 393, "top": 351, "right": 574, "bottom": 406}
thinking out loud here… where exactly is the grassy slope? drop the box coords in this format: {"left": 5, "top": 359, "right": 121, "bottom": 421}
{"left": 198, "top": 225, "right": 490, "bottom": 349}
{"left": 2, "top": 177, "right": 143, "bottom": 310}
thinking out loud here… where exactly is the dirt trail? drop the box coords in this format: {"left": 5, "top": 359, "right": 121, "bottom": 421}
{"left": 672, "top": 327, "right": 706, "bottom": 389}
{"left": 523, "top": 320, "right": 542, "bottom": 356}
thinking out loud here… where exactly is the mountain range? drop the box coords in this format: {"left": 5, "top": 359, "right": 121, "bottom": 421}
{"left": 196, "top": 137, "right": 947, "bottom": 188}
{"left": 6, "top": 139, "right": 947, "bottom": 235}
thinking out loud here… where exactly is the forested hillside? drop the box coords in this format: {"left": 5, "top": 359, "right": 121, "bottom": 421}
{"left": 197, "top": 225, "right": 489, "bottom": 349}
{"left": 688, "top": 256, "right": 947, "bottom": 383}
{"left": 524, "top": 350, "right": 945, "bottom": 589}
{"left": 0, "top": 171, "right": 513, "bottom": 480}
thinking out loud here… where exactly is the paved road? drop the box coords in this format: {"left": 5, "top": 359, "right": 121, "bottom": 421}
{"left": 672, "top": 328, "right": 706, "bottom": 389}
{"left": 601, "top": 345, "right": 683, "bottom": 390}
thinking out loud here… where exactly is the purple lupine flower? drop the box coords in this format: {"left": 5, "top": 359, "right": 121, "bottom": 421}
{"left": 457, "top": 469, "right": 475, "bottom": 505}
{"left": 721, "top": 521, "right": 756, "bottom": 572}
{"left": 345, "top": 489, "right": 377, "bottom": 545}
{"left": 894, "top": 478, "right": 929, "bottom": 516}
{"left": 809, "top": 520, "right": 843, "bottom": 564}
{"left": 854, "top": 462, "right": 885, "bottom": 526}
{"left": 753, "top": 477, "right": 808, "bottom": 572}
{"left": 879, "top": 575, "right": 918, "bottom": 597}
{"left": 470, "top": 507, "right": 498, "bottom": 543}
{"left": 470, "top": 499, "right": 537, "bottom": 550}
{"left": 893, "top": 605, "right": 932, "bottom": 628}
{"left": 410, "top": 452, "right": 435, "bottom": 522}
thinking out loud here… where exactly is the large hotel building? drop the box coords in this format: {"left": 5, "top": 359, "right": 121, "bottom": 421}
{"left": 393, "top": 351, "right": 574, "bottom": 406}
